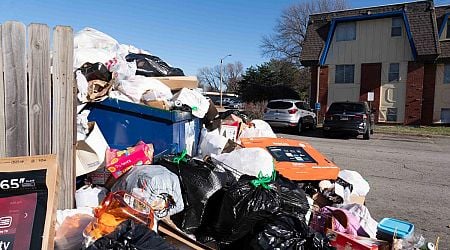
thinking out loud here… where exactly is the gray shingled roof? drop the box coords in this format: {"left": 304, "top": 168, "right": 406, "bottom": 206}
{"left": 301, "top": 1, "right": 441, "bottom": 66}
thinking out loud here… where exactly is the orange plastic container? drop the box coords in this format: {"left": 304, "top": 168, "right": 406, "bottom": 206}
{"left": 240, "top": 137, "right": 340, "bottom": 181}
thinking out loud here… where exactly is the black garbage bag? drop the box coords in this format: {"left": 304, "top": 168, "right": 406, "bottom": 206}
{"left": 158, "top": 156, "right": 236, "bottom": 234}
{"left": 198, "top": 175, "right": 310, "bottom": 244}
{"left": 78, "top": 62, "right": 112, "bottom": 82}
{"left": 224, "top": 211, "right": 334, "bottom": 250}
{"left": 125, "top": 53, "right": 184, "bottom": 77}
{"left": 86, "top": 220, "right": 176, "bottom": 250}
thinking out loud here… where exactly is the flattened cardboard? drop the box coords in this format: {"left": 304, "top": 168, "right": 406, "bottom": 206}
{"left": 0, "top": 154, "right": 59, "bottom": 250}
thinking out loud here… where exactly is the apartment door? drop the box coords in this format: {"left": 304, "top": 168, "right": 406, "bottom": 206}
{"left": 360, "top": 63, "right": 382, "bottom": 122}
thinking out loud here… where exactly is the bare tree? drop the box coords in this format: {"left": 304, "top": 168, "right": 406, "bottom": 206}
{"left": 197, "top": 61, "right": 244, "bottom": 93}
{"left": 261, "top": 0, "right": 348, "bottom": 64}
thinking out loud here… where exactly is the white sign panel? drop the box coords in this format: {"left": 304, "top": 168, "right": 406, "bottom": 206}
{"left": 367, "top": 92, "right": 375, "bottom": 102}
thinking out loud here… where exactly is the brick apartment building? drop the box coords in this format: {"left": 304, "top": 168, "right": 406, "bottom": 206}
{"left": 301, "top": 0, "right": 450, "bottom": 125}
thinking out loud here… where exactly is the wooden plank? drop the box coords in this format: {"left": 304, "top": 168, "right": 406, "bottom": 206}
{"left": 52, "top": 25, "right": 75, "bottom": 209}
{"left": 0, "top": 25, "right": 6, "bottom": 157}
{"left": 28, "top": 23, "right": 51, "bottom": 155}
{"left": 152, "top": 76, "right": 198, "bottom": 90}
{"left": 1, "top": 21, "right": 28, "bottom": 157}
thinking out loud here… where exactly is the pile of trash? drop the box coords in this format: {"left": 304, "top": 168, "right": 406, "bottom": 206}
{"left": 63, "top": 28, "right": 437, "bottom": 250}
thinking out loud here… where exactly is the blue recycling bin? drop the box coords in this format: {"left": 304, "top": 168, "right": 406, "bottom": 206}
{"left": 86, "top": 98, "right": 200, "bottom": 157}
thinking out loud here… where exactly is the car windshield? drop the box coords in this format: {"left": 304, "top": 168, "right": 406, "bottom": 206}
{"left": 267, "top": 101, "right": 293, "bottom": 109}
{"left": 328, "top": 103, "right": 365, "bottom": 113}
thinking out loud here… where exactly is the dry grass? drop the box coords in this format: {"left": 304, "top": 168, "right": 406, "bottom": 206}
{"left": 374, "top": 125, "right": 450, "bottom": 137}
{"left": 243, "top": 101, "right": 268, "bottom": 119}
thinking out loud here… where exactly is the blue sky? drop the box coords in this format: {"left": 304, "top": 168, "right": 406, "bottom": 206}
{"left": 1, "top": 0, "right": 449, "bottom": 75}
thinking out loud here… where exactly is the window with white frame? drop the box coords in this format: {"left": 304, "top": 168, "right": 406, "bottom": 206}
{"left": 441, "top": 108, "right": 450, "bottom": 123}
{"left": 336, "top": 22, "right": 356, "bottom": 41}
{"left": 391, "top": 17, "right": 402, "bottom": 37}
{"left": 387, "top": 108, "right": 397, "bottom": 122}
{"left": 335, "top": 65, "right": 355, "bottom": 84}
{"left": 444, "top": 64, "right": 450, "bottom": 84}
{"left": 388, "top": 63, "right": 400, "bottom": 82}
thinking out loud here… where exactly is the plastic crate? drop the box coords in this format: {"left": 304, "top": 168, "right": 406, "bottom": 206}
{"left": 86, "top": 98, "right": 200, "bottom": 156}
{"left": 377, "top": 218, "right": 414, "bottom": 240}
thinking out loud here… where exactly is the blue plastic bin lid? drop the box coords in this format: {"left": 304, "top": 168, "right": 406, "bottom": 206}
{"left": 377, "top": 218, "right": 414, "bottom": 239}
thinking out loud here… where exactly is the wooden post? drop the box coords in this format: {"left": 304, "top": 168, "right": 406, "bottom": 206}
{"left": 0, "top": 25, "right": 6, "bottom": 157}
{"left": 1, "top": 21, "right": 28, "bottom": 157}
{"left": 52, "top": 25, "right": 75, "bottom": 209}
{"left": 28, "top": 23, "right": 51, "bottom": 155}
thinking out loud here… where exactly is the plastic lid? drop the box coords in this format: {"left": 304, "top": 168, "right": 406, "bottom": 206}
{"left": 377, "top": 218, "right": 414, "bottom": 239}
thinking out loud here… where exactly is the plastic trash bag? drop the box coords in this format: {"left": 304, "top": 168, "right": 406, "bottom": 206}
{"left": 198, "top": 128, "right": 228, "bottom": 158}
{"left": 55, "top": 213, "right": 94, "bottom": 250}
{"left": 75, "top": 185, "right": 108, "bottom": 208}
{"left": 116, "top": 75, "right": 173, "bottom": 103}
{"left": 239, "top": 119, "right": 276, "bottom": 139}
{"left": 105, "top": 57, "right": 137, "bottom": 80}
{"left": 110, "top": 165, "right": 184, "bottom": 219}
{"left": 74, "top": 27, "right": 120, "bottom": 69}
{"left": 125, "top": 53, "right": 184, "bottom": 77}
{"left": 198, "top": 175, "right": 310, "bottom": 244}
{"left": 213, "top": 148, "right": 274, "bottom": 178}
{"left": 78, "top": 62, "right": 112, "bottom": 82}
{"left": 76, "top": 70, "right": 89, "bottom": 103}
{"left": 86, "top": 219, "right": 177, "bottom": 250}
{"left": 158, "top": 156, "right": 236, "bottom": 234}
{"left": 172, "top": 88, "right": 210, "bottom": 118}
{"left": 227, "top": 211, "right": 334, "bottom": 250}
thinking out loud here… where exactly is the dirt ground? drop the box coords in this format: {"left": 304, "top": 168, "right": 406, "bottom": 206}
{"left": 278, "top": 130, "right": 450, "bottom": 247}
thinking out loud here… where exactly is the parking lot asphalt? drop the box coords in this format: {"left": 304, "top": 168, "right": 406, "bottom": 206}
{"left": 277, "top": 130, "right": 450, "bottom": 247}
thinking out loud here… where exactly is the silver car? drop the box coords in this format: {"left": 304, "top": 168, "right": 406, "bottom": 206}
{"left": 263, "top": 99, "right": 316, "bottom": 134}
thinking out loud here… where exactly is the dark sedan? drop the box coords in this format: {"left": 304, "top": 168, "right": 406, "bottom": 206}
{"left": 322, "top": 101, "right": 374, "bottom": 140}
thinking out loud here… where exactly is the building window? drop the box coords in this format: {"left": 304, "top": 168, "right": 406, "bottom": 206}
{"left": 335, "top": 65, "right": 355, "bottom": 84}
{"left": 336, "top": 22, "right": 356, "bottom": 41}
{"left": 446, "top": 21, "right": 450, "bottom": 39}
{"left": 388, "top": 63, "right": 400, "bottom": 82}
{"left": 444, "top": 64, "right": 450, "bottom": 84}
{"left": 387, "top": 108, "right": 397, "bottom": 122}
{"left": 441, "top": 108, "right": 450, "bottom": 123}
{"left": 391, "top": 17, "right": 402, "bottom": 37}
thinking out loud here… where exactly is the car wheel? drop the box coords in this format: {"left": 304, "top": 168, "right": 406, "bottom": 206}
{"left": 297, "top": 120, "right": 303, "bottom": 135}
{"left": 310, "top": 119, "right": 317, "bottom": 130}
{"left": 363, "top": 127, "right": 370, "bottom": 140}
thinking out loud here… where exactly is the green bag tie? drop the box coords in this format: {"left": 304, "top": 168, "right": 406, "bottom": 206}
{"left": 250, "top": 170, "right": 276, "bottom": 190}
{"left": 192, "top": 106, "right": 198, "bottom": 111}
{"left": 172, "top": 149, "right": 188, "bottom": 164}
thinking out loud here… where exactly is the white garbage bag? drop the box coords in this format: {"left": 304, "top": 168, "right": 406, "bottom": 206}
{"left": 105, "top": 57, "right": 137, "bottom": 80}
{"left": 74, "top": 27, "right": 121, "bottom": 68}
{"left": 75, "top": 185, "right": 108, "bottom": 208}
{"left": 198, "top": 128, "right": 228, "bottom": 158}
{"left": 338, "top": 170, "right": 370, "bottom": 196}
{"left": 76, "top": 70, "right": 89, "bottom": 103}
{"left": 172, "top": 88, "right": 210, "bottom": 118}
{"left": 116, "top": 75, "right": 173, "bottom": 103}
{"left": 239, "top": 119, "right": 276, "bottom": 139}
{"left": 214, "top": 148, "right": 274, "bottom": 178}
{"left": 111, "top": 165, "right": 184, "bottom": 218}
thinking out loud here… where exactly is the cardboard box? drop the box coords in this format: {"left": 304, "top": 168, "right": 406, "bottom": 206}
{"left": 327, "top": 230, "right": 390, "bottom": 250}
{"left": 143, "top": 100, "right": 171, "bottom": 110}
{"left": 152, "top": 76, "right": 198, "bottom": 90}
{"left": 0, "top": 155, "right": 59, "bottom": 250}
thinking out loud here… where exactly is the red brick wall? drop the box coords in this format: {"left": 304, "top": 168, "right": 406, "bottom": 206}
{"left": 310, "top": 66, "right": 318, "bottom": 109}
{"left": 318, "top": 66, "right": 328, "bottom": 121}
{"left": 405, "top": 62, "right": 424, "bottom": 125}
{"left": 360, "top": 63, "right": 382, "bottom": 122}
{"left": 421, "top": 64, "right": 436, "bottom": 125}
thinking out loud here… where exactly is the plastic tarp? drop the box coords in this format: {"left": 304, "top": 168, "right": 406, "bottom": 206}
{"left": 213, "top": 148, "right": 274, "bottom": 178}
{"left": 111, "top": 165, "right": 184, "bottom": 219}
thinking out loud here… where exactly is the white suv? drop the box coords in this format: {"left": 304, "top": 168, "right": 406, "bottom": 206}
{"left": 263, "top": 99, "right": 316, "bottom": 134}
